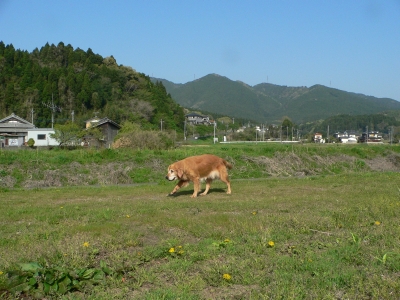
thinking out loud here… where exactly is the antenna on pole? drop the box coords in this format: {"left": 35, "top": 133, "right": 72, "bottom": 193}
{"left": 42, "top": 94, "right": 62, "bottom": 128}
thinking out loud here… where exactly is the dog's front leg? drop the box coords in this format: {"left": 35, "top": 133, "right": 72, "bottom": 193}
{"left": 169, "top": 180, "right": 189, "bottom": 196}
{"left": 191, "top": 178, "right": 201, "bottom": 198}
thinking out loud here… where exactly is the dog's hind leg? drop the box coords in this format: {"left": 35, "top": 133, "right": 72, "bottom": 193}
{"left": 200, "top": 178, "right": 212, "bottom": 196}
{"left": 219, "top": 169, "right": 231, "bottom": 194}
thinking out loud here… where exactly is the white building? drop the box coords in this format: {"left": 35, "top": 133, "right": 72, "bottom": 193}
{"left": 0, "top": 113, "right": 60, "bottom": 147}
{"left": 27, "top": 128, "right": 58, "bottom": 146}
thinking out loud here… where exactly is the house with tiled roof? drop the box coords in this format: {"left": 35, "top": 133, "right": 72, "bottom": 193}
{"left": 0, "top": 113, "right": 57, "bottom": 147}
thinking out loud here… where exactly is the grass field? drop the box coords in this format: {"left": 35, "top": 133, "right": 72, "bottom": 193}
{"left": 1, "top": 143, "right": 400, "bottom": 189}
{"left": 1, "top": 170, "right": 399, "bottom": 299}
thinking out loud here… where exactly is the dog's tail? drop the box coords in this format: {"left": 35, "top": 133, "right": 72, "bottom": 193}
{"left": 223, "top": 159, "right": 233, "bottom": 170}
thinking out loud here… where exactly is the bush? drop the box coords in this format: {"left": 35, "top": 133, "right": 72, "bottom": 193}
{"left": 112, "top": 130, "right": 175, "bottom": 150}
{"left": 27, "top": 138, "right": 35, "bottom": 148}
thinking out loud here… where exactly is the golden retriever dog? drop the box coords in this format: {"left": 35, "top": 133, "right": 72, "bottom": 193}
{"left": 166, "top": 154, "right": 232, "bottom": 198}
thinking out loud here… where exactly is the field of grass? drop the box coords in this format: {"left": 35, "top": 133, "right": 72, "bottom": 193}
{"left": 1, "top": 168, "right": 399, "bottom": 298}
{"left": 1, "top": 143, "right": 400, "bottom": 189}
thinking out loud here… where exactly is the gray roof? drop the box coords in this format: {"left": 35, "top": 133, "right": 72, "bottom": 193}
{"left": 86, "top": 117, "right": 121, "bottom": 129}
{"left": 0, "top": 113, "right": 35, "bottom": 130}
{"left": 96, "top": 117, "right": 121, "bottom": 129}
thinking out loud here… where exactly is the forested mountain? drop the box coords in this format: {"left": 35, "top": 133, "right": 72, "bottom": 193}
{"left": 152, "top": 74, "right": 400, "bottom": 124}
{"left": 0, "top": 42, "right": 184, "bottom": 130}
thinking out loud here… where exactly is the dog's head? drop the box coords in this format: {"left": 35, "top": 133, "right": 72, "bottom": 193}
{"left": 165, "top": 163, "right": 183, "bottom": 181}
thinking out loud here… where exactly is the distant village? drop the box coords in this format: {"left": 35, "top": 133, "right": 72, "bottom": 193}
{"left": 183, "top": 112, "right": 384, "bottom": 144}
{"left": 0, "top": 112, "right": 385, "bottom": 148}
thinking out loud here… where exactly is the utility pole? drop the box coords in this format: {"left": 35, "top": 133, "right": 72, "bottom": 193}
{"left": 160, "top": 119, "right": 163, "bottom": 131}
{"left": 213, "top": 121, "right": 216, "bottom": 144}
{"left": 71, "top": 110, "right": 74, "bottom": 123}
{"left": 31, "top": 108, "right": 34, "bottom": 124}
{"left": 256, "top": 126, "right": 257, "bottom": 144}
{"left": 286, "top": 126, "right": 288, "bottom": 141}
{"left": 327, "top": 125, "right": 329, "bottom": 143}
{"left": 262, "top": 124, "right": 265, "bottom": 141}
{"left": 184, "top": 120, "right": 187, "bottom": 140}
{"left": 42, "top": 94, "right": 61, "bottom": 128}
{"left": 391, "top": 126, "right": 393, "bottom": 145}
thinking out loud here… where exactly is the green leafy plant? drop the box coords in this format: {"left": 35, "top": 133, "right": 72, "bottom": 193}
{"left": 212, "top": 239, "right": 233, "bottom": 249}
{"left": 4, "top": 260, "right": 114, "bottom": 297}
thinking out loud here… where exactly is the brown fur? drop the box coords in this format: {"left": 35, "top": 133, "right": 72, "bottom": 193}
{"left": 166, "top": 154, "right": 232, "bottom": 198}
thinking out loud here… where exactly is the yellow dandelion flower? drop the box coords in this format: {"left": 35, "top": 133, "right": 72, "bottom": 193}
{"left": 178, "top": 245, "right": 182, "bottom": 248}
{"left": 0, "top": 271, "right": 3, "bottom": 275}
{"left": 223, "top": 273, "right": 232, "bottom": 280}
{"left": 178, "top": 250, "right": 184, "bottom": 255}
{"left": 169, "top": 247, "right": 175, "bottom": 253}
{"left": 268, "top": 241, "right": 275, "bottom": 247}
{"left": 374, "top": 221, "right": 381, "bottom": 226}
{"left": 126, "top": 215, "right": 130, "bottom": 218}
{"left": 83, "top": 242, "right": 90, "bottom": 247}
{"left": 224, "top": 239, "right": 230, "bottom": 243}
{"left": 60, "top": 206, "right": 64, "bottom": 209}
{"left": 252, "top": 211, "right": 257, "bottom": 215}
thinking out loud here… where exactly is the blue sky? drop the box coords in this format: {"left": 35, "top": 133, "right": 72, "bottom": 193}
{"left": 1, "top": 0, "right": 399, "bottom": 100}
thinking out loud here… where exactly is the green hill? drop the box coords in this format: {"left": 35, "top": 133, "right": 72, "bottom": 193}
{"left": 0, "top": 42, "right": 184, "bottom": 131}
{"left": 153, "top": 74, "right": 400, "bottom": 124}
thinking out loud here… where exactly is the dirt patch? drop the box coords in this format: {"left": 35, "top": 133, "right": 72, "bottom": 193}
{"left": 243, "top": 152, "right": 361, "bottom": 177}
{"left": 365, "top": 154, "right": 400, "bottom": 172}
{"left": 0, "top": 175, "right": 16, "bottom": 188}
{"left": 201, "top": 284, "right": 261, "bottom": 299}
{"left": 20, "top": 162, "right": 137, "bottom": 189}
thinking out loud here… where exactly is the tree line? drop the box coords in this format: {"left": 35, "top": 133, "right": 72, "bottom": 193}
{"left": 0, "top": 41, "right": 184, "bottom": 131}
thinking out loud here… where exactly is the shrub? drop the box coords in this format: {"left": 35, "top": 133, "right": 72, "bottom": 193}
{"left": 113, "top": 130, "right": 174, "bottom": 150}
{"left": 27, "top": 138, "right": 35, "bottom": 148}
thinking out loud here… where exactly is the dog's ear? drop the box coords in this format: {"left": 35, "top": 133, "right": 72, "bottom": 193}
{"left": 177, "top": 168, "right": 184, "bottom": 178}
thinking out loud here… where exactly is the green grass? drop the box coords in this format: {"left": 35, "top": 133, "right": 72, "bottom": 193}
{"left": 1, "top": 172, "right": 399, "bottom": 299}
{"left": 1, "top": 143, "right": 400, "bottom": 189}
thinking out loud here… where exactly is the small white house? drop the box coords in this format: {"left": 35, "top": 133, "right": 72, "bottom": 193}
{"left": 27, "top": 128, "right": 59, "bottom": 146}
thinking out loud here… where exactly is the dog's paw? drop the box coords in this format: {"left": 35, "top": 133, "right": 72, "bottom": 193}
{"left": 167, "top": 193, "right": 175, "bottom": 197}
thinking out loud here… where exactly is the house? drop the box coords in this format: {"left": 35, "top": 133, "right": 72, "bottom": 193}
{"left": 0, "top": 113, "right": 35, "bottom": 147}
{"left": 333, "top": 131, "right": 359, "bottom": 144}
{"left": 314, "top": 132, "right": 325, "bottom": 143}
{"left": 185, "top": 113, "right": 211, "bottom": 125}
{"left": 85, "top": 117, "right": 121, "bottom": 148}
{"left": 0, "top": 113, "right": 59, "bottom": 147}
{"left": 358, "top": 131, "right": 383, "bottom": 143}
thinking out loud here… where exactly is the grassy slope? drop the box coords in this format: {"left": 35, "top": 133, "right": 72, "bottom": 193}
{"left": 1, "top": 143, "right": 400, "bottom": 189}
{"left": 0, "top": 172, "right": 399, "bottom": 299}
